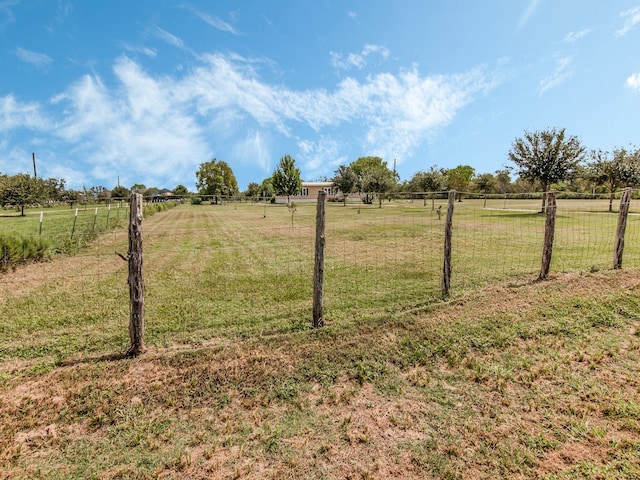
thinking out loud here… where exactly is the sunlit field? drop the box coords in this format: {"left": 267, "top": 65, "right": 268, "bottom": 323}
{"left": 2, "top": 198, "right": 640, "bottom": 479}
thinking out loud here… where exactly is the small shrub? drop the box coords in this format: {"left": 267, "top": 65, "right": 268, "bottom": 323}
{"left": 0, "top": 235, "right": 50, "bottom": 271}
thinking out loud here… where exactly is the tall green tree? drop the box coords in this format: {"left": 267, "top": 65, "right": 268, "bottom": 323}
{"left": 173, "top": 184, "right": 189, "bottom": 197}
{"left": 272, "top": 155, "right": 302, "bottom": 204}
{"left": 508, "top": 128, "right": 586, "bottom": 211}
{"left": 0, "top": 173, "right": 45, "bottom": 216}
{"left": 445, "top": 165, "right": 475, "bottom": 201}
{"left": 130, "top": 183, "right": 147, "bottom": 195}
{"left": 473, "top": 173, "right": 496, "bottom": 194}
{"left": 331, "top": 165, "right": 358, "bottom": 205}
{"left": 494, "top": 168, "right": 514, "bottom": 194}
{"left": 589, "top": 147, "right": 640, "bottom": 212}
{"left": 111, "top": 185, "right": 130, "bottom": 200}
{"left": 363, "top": 168, "right": 396, "bottom": 207}
{"left": 349, "top": 156, "right": 396, "bottom": 204}
{"left": 407, "top": 167, "right": 446, "bottom": 193}
{"left": 196, "top": 158, "right": 239, "bottom": 204}
{"left": 260, "top": 177, "right": 275, "bottom": 200}
{"left": 243, "top": 182, "right": 262, "bottom": 198}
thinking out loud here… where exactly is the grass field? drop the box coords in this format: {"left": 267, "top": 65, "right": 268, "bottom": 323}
{"left": 1, "top": 199, "right": 640, "bottom": 478}
{"left": 0, "top": 203, "right": 128, "bottom": 237}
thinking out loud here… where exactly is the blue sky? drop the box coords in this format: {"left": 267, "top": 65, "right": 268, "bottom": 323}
{"left": 1, "top": 0, "right": 639, "bottom": 192}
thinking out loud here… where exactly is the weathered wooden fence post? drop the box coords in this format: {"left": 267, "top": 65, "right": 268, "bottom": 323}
{"left": 312, "top": 190, "right": 326, "bottom": 328}
{"left": 614, "top": 187, "right": 632, "bottom": 269}
{"left": 127, "top": 193, "right": 145, "bottom": 356}
{"left": 538, "top": 191, "right": 557, "bottom": 280}
{"left": 441, "top": 190, "right": 456, "bottom": 298}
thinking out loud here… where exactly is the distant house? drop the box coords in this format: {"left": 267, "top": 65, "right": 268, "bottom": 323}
{"left": 152, "top": 189, "right": 176, "bottom": 202}
{"left": 275, "top": 181, "right": 335, "bottom": 203}
{"left": 299, "top": 182, "right": 335, "bottom": 200}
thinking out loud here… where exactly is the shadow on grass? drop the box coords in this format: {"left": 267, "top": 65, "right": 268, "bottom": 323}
{"left": 56, "top": 352, "right": 131, "bottom": 367}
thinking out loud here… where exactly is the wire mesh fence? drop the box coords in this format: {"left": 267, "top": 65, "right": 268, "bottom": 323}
{"left": 2, "top": 190, "right": 640, "bottom": 357}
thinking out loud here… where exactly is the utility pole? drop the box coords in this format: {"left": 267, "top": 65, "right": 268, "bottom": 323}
{"left": 32, "top": 152, "right": 37, "bottom": 179}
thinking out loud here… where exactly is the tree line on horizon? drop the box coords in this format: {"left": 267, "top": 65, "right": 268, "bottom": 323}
{"left": 2, "top": 128, "right": 640, "bottom": 215}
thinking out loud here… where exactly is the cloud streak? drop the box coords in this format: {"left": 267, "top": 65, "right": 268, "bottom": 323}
{"left": 516, "top": 0, "right": 541, "bottom": 31}
{"left": 15, "top": 47, "right": 53, "bottom": 68}
{"left": 330, "top": 45, "right": 390, "bottom": 70}
{"left": 194, "top": 10, "right": 240, "bottom": 35}
{"left": 564, "top": 28, "right": 592, "bottom": 43}
{"left": 538, "top": 56, "right": 573, "bottom": 96}
{"left": 616, "top": 7, "right": 640, "bottom": 37}
{"left": 154, "top": 26, "right": 187, "bottom": 50}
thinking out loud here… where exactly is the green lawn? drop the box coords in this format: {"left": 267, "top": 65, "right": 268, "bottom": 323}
{"left": 1, "top": 198, "right": 640, "bottom": 478}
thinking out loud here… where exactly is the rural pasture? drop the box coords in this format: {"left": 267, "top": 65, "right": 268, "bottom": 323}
{"left": 1, "top": 197, "right": 640, "bottom": 478}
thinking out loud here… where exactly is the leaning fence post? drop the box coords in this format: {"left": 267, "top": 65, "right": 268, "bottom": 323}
{"left": 614, "top": 187, "right": 632, "bottom": 269}
{"left": 127, "top": 193, "right": 145, "bottom": 356}
{"left": 538, "top": 191, "right": 557, "bottom": 280}
{"left": 441, "top": 190, "right": 456, "bottom": 298}
{"left": 312, "top": 190, "right": 327, "bottom": 328}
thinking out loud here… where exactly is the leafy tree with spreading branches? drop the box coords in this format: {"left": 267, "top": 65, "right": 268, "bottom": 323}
{"left": 589, "top": 147, "right": 640, "bottom": 212}
{"left": 331, "top": 165, "right": 358, "bottom": 205}
{"left": 509, "top": 127, "right": 586, "bottom": 211}
{"left": 196, "top": 158, "right": 239, "bottom": 204}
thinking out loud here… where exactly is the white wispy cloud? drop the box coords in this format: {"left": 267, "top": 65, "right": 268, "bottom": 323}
{"left": 564, "top": 28, "right": 592, "bottom": 43}
{"left": 538, "top": 56, "right": 573, "bottom": 96}
{"left": 0, "top": 0, "right": 19, "bottom": 29}
{"left": 6, "top": 52, "right": 496, "bottom": 188}
{"left": 297, "top": 137, "right": 346, "bottom": 178}
{"left": 347, "top": 11, "right": 357, "bottom": 19}
{"left": 330, "top": 44, "right": 390, "bottom": 70}
{"left": 231, "top": 130, "right": 272, "bottom": 172}
{"left": 15, "top": 47, "right": 53, "bottom": 68}
{"left": 516, "top": 0, "right": 541, "bottom": 31}
{"left": 53, "top": 57, "right": 209, "bottom": 187}
{"left": 616, "top": 6, "right": 640, "bottom": 37}
{"left": 627, "top": 73, "right": 640, "bottom": 91}
{"left": 153, "top": 26, "right": 186, "bottom": 50}
{"left": 121, "top": 43, "right": 157, "bottom": 58}
{"left": 194, "top": 10, "right": 240, "bottom": 35}
{"left": 0, "top": 94, "right": 49, "bottom": 130}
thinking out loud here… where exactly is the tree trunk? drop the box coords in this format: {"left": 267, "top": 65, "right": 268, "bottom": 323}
{"left": 609, "top": 191, "right": 614, "bottom": 213}
{"left": 540, "top": 184, "right": 549, "bottom": 213}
